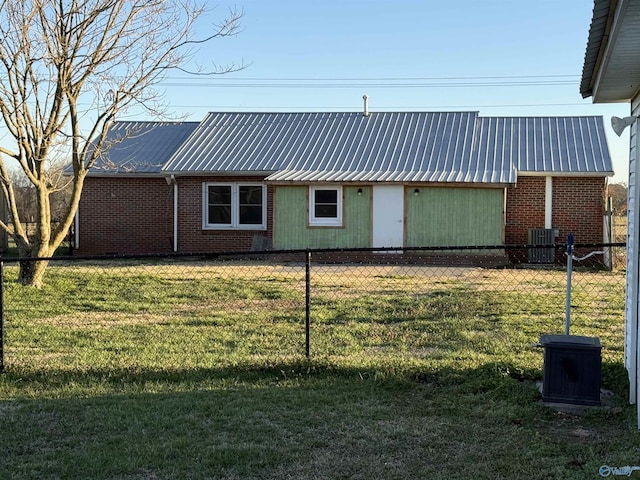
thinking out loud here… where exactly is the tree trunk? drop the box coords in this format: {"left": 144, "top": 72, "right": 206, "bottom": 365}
{"left": 16, "top": 239, "right": 52, "bottom": 288}
{"left": 18, "top": 258, "right": 50, "bottom": 288}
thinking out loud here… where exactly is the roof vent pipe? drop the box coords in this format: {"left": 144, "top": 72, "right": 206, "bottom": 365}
{"left": 363, "top": 95, "right": 369, "bottom": 117}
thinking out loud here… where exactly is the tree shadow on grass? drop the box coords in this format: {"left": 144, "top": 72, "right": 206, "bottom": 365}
{"left": 1, "top": 355, "right": 628, "bottom": 396}
{"left": 0, "top": 360, "right": 633, "bottom": 480}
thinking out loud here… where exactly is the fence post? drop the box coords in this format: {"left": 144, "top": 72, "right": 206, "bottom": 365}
{"left": 0, "top": 259, "right": 4, "bottom": 372}
{"left": 305, "top": 250, "right": 311, "bottom": 359}
{"left": 565, "top": 233, "right": 574, "bottom": 336}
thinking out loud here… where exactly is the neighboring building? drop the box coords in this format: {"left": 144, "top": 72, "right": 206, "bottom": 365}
{"left": 73, "top": 110, "right": 613, "bottom": 261}
{"left": 580, "top": 0, "right": 640, "bottom": 427}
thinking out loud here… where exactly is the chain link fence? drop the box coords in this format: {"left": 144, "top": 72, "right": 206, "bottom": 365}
{"left": 0, "top": 244, "right": 627, "bottom": 373}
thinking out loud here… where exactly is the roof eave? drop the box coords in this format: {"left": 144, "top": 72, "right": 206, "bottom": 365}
{"left": 517, "top": 171, "right": 614, "bottom": 177}
{"left": 581, "top": 0, "right": 640, "bottom": 103}
{"left": 84, "top": 172, "right": 166, "bottom": 178}
{"left": 162, "top": 170, "right": 275, "bottom": 177}
{"left": 580, "top": 0, "right": 618, "bottom": 99}
{"left": 265, "top": 179, "right": 514, "bottom": 188}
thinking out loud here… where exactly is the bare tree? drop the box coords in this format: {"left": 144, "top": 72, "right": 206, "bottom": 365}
{"left": 608, "top": 182, "right": 628, "bottom": 216}
{"left": 6, "top": 157, "right": 71, "bottom": 227}
{"left": 6, "top": 168, "right": 36, "bottom": 224}
{"left": 0, "top": 0, "right": 242, "bottom": 286}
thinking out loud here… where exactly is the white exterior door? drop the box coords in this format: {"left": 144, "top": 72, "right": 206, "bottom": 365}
{"left": 372, "top": 185, "right": 404, "bottom": 249}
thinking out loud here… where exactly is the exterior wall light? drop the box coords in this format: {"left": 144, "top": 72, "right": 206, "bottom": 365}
{"left": 611, "top": 116, "right": 638, "bottom": 136}
{"left": 414, "top": 188, "right": 420, "bottom": 196}
{"left": 357, "top": 188, "right": 363, "bottom": 196}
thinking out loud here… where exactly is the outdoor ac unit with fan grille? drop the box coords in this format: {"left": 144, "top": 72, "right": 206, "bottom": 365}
{"left": 528, "top": 228, "right": 556, "bottom": 263}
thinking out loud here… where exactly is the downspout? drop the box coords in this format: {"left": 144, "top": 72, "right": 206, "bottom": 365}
{"left": 545, "top": 176, "right": 552, "bottom": 229}
{"left": 503, "top": 186, "right": 508, "bottom": 244}
{"left": 167, "top": 175, "right": 178, "bottom": 252}
{"left": 74, "top": 209, "right": 79, "bottom": 250}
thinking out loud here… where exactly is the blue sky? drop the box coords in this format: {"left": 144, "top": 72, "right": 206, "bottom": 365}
{"left": 149, "top": 1, "right": 631, "bottom": 182}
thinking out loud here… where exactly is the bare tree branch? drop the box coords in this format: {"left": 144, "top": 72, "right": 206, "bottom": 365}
{"left": 0, "top": 0, "right": 243, "bottom": 286}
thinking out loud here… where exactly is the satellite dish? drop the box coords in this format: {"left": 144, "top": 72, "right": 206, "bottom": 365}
{"left": 611, "top": 116, "right": 637, "bottom": 136}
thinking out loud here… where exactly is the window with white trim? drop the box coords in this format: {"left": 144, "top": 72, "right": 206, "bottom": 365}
{"left": 309, "top": 186, "right": 342, "bottom": 226}
{"left": 203, "top": 183, "right": 266, "bottom": 230}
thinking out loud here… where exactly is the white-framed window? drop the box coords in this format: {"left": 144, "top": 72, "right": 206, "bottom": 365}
{"left": 203, "top": 183, "right": 266, "bottom": 230}
{"left": 309, "top": 185, "right": 342, "bottom": 226}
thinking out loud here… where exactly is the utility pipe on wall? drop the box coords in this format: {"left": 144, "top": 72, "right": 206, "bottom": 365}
{"left": 167, "top": 175, "right": 178, "bottom": 252}
{"left": 545, "top": 176, "right": 553, "bottom": 229}
{"left": 74, "top": 209, "right": 79, "bottom": 250}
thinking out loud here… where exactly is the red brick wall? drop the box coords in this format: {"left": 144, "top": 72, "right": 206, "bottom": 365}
{"left": 175, "top": 176, "right": 273, "bottom": 253}
{"left": 505, "top": 177, "right": 546, "bottom": 245}
{"left": 551, "top": 177, "right": 606, "bottom": 244}
{"left": 78, "top": 175, "right": 606, "bottom": 256}
{"left": 77, "top": 175, "right": 274, "bottom": 255}
{"left": 76, "top": 177, "right": 174, "bottom": 255}
{"left": 505, "top": 176, "right": 606, "bottom": 245}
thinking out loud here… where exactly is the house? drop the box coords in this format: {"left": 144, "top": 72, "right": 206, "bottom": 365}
{"left": 74, "top": 121, "right": 199, "bottom": 255}
{"left": 580, "top": 0, "right": 640, "bottom": 427}
{"left": 74, "top": 110, "right": 613, "bottom": 261}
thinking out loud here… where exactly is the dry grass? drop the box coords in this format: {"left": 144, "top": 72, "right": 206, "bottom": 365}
{"left": 0, "top": 259, "right": 632, "bottom": 480}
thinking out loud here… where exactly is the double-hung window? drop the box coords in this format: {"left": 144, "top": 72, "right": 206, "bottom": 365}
{"left": 309, "top": 186, "right": 342, "bottom": 226}
{"left": 203, "top": 183, "right": 266, "bottom": 229}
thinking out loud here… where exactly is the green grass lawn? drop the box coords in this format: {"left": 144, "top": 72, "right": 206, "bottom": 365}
{"left": 0, "top": 261, "right": 635, "bottom": 480}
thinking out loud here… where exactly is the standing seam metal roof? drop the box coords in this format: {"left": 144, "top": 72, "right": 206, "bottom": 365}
{"left": 83, "top": 121, "right": 199, "bottom": 174}
{"left": 472, "top": 116, "right": 612, "bottom": 176}
{"left": 161, "top": 111, "right": 612, "bottom": 183}
{"left": 164, "top": 111, "right": 495, "bottom": 183}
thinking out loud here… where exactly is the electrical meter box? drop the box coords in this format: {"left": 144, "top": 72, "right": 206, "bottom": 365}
{"left": 540, "top": 334, "right": 601, "bottom": 406}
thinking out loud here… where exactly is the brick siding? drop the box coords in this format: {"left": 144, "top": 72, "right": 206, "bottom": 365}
{"left": 505, "top": 176, "right": 606, "bottom": 245}
{"left": 77, "top": 175, "right": 606, "bottom": 257}
{"left": 76, "top": 177, "right": 174, "bottom": 255}
{"left": 176, "top": 176, "right": 274, "bottom": 253}
{"left": 505, "top": 177, "right": 546, "bottom": 245}
{"left": 551, "top": 177, "right": 607, "bottom": 243}
{"left": 77, "top": 175, "right": 274, "bottom": 255}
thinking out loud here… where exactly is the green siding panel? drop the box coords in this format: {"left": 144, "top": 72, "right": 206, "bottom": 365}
{"left": 274, "top": 186, "right": 371, "bottom": 249}
{"left": 406, "top": 187, "right": 503, "bottom": 247}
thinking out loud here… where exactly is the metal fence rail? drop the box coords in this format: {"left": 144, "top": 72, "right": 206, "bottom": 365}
{"left": 0, "top": 244, "right": 627, "bottom": 371}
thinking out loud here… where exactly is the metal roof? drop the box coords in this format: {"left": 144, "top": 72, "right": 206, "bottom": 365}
{"left": 581, "top": 0, "right": 640, "bottom": 102}
{"left": 264, "top": 112, "right": 481, "bottom": 183}
{"left": 580, "top": 0, "right": 614, "bottom": 98}
{"left": 163, "top": 111, "right": 612, "bottom": 183}
{"left": 163, "top": 111, "right": 506, "bottom": 183}
{"left": 474, "top": 116, "right": 613, "bottom": 177}
{"left": 85, "top": 121, "right": 199, "bottom": 174}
